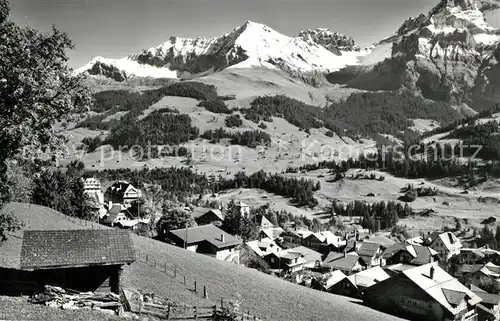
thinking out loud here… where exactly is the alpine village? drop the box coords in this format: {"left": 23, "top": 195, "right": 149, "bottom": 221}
{"left": 2, "top": 0, "right": 500, "bottom": 320}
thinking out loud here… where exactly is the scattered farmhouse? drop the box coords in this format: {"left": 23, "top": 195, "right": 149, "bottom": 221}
{"left": 460, "top": 262, "right": 500, "bottom": 289}
{"left": 364, "top": 263, "right": 482, "bottom": 321}
{"left": 167, "top": 225, "right": 241, "bottom": 262}
{"left": 256, "top": 214, "right": 274, "bottom": 229}
{"left": 105, "top": 181, "right": 140, "bottom": 207}
{"left": 1, "top": 230, "right": 136, "bottom": 295}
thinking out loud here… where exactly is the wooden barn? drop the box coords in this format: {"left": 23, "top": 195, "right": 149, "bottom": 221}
{"left": 0, "top": 229, "right": 136, "bottom": 295}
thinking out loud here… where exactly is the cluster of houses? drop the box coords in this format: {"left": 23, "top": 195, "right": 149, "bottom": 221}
{"left": 82, "top": 177, "right": 500, "bottom": 321}
{"left": 83, "top": 178, "right": 149, "bottom": 230}
{"left": 250, "top": 228, "right": 500, "bottom": 321}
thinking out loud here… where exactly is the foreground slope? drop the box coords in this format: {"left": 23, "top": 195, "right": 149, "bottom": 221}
{"left": 0, "top": 203, "right": 405, "bottom": 321}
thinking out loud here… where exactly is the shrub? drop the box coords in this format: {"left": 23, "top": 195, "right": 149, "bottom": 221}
{"left": 225, "top": 114, "right": 243, "bottom": 128}
{"left": 258, "top": 123, "right": 267, "bottom": 129}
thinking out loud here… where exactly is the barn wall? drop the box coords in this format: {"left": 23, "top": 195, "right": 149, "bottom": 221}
{"left": 0, "top": 265, "right": 123, "bottom": 295}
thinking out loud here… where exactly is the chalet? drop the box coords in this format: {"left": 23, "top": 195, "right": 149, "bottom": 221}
{"left": 105, "top": 181, "right": 140, "bottom": 206}
{"left": 357, "top": 242, "right": 384, "bottom": 267}
{"left": 246, "top": 239, "right": 282, "bottom": 257}
{"left": 430, "top": 232, "right": 463, "bottom": 265}
{"left": 100, "top": 204, "right": 133, "bottom": 227}
{"left": 265, "top": 246, "right": 321, "bottom": 273}
{"left": 322, "top": 253, "right": 365, "bottom": 275}
{"left": 452, "top": 248, "right": 487, "bottom": 265}
{"left": 12, "top": 230, "right": 135, "bottom": 294}
{"left": 312, "top": 270, "right": 347, "bottom": 292}
{"left": 83, "top": 177, "right": 104, "bottom": 204}
{"left": 167, "top": 225, "right": 241, "bottom": 262}
{"left": 460, "top": 263, "right": 500, "bottom": 289}
{"left": 482, "top": 249, "right": 500, "bottom": 266}
{"left": 259, "top": 227, "right": 285, "bottom": 241}
{"left": 281, "top": 230, "right": 308, "bottom": 248}
{"left": 192, "top": 208, "right": 224, "bottom": 226}
{"left": 302, "top": 231, "right": 346, "bottom": 253}
{"left": 236, "top": 201, "right": 250, "bottom": 217}
{"left": 330, "top": 266, "right": 390, "bottom": 299}
{"left": 364, "top": 263, "right": 482, "bottom": 321}
{"left": 382, "top": 243, "right": 438, "bottom": 266}
{"left": 472, "top": 287, "right": 500, "bottom": 321}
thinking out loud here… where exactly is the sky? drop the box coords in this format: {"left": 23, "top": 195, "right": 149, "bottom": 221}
{"left": 10, "top": 0, "right": 438, "bottom": 69}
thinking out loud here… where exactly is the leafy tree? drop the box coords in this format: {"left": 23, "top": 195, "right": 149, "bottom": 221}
{"left": 0, "top": 209, "right": 23, "bottom": 241}
{"left": 222, "top": 200, "right": 258, "bottom": 241}
{"left": 0, "top": 0, "right": 91, "bottom": 240}
{"left": 156, "top": 208, "right": 196, "bottom": 239}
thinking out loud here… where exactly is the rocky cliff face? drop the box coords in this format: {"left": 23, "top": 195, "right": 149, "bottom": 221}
{"left": 77, "top": 21, "right": 363, "bottom": 82}
{"left": 298, "top": 29, "right": 358, "bottom": 55}
{"left": 328, "top": 0, "right": 500, "bottom": 110}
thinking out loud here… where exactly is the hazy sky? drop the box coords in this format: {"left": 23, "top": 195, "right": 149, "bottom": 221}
{"left": 10, "top": 0, "right": 438, "bottom": 69}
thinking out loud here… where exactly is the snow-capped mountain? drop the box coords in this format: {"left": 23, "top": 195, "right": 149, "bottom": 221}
{"left": 76, "top": 21, "right": 366, "bottom": 81}
{"left": 328, "top": 0, "right": 500, "bottom": 110}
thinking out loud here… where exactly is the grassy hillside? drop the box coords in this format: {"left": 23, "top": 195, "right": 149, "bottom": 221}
{"left": 0, "top": 203, "right": 405, "bottom": 321}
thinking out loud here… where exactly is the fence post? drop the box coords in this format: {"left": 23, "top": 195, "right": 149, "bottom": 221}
{"left": 174, "top": 265, "right": 177, "bottom": 278}
{"left": 146, "top": 254, "right": 149, "bottom": 263}
{"left": 183, "top": 275, "right": 186, "bottom": 285}
{"left": 164, "top": 262, "right": 167, "bottom": 273}
{"left": 221, "top": 297, "right": 223, "bottom": 310}
{"left": 203, "top": 285, "right": 207, "bottom": 299}
{"left": 166, "top": 304, "right": 171, "bottom": 320}
{"left": 194, "top": 306, "right": 197, "bottom": 319}
{"left": 212, "top": 305, "right": 217, "bottom": 318}
{"left": 194, "top": 280, "right": 197, "bottom": 292}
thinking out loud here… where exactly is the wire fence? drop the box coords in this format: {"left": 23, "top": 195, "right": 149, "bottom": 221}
{"left": 134, "top": 249, "right": 265, "bottom": 321}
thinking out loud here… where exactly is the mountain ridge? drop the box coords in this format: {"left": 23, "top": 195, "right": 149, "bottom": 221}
{"left": 76, "top": 21, "right": 365, "bottom": 81}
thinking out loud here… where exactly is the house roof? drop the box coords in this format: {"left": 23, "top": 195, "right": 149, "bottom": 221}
{"left": 169, "top": 225, "right": 241, "bottom": 249}
{"left": 258, "top": 215, "right": 273, "bottom": 228}
{"left": 384, "top": 263, "right": 418, "bottom": 273}
{"left": 469, "top": 284, "right": 488, "bottom": 293}
{"left": 20, "top": 229, "right": 136, "bottom": 270}
{"left": 411, "top": 245, "right": 435, "bottom": 265}
{"left": 474, "top": 291, "right": 500, "bottom": 306}
{"left": 382, "top": 243, "right": 409, "bottom": 259}
{"left": 260, "top": 227, "right": 285, "bottom": 240}
{"left": 192, "top": 208, "right": 224, "bottom": 221}
{"left": 364, "top": 235, "right": 396, "bottom": 247}
{"left": 323, "top": 254, "right": 362, "bottom": 271}
{"left": 442, "top": 288, "right": 467, "bottom": 306}
{"left": 347, "top": 266, "right": 390, "bottom": 288}
{"left": 284, "top": 246, "right": 322, "bottom": 263}
{"left": 323, "top": 270, "right": 347, "bottom": 289}
{"left": 358, "top": 242, "right": 381, "bottom": 258}
{"left": 461, "top": 248, "right": 486, "bottom": 259}
{"left": 403, "top": 263, "right": 482, "bottom": 314}
{"left": 461, "top": 264, "right": 484, "bottom": 274}
{"left": 323, "top": 252, "right": 346, "bottom": 265}
{"left": 246, "top": 240, "right": 281, "bottom": 257}
{"left": 106, "top": 181, "right": 138, "bottom": 197}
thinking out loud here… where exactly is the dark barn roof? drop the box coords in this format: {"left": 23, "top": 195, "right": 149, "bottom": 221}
{"left": 20, "top": 229, "right": 136, "bottom": 270}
